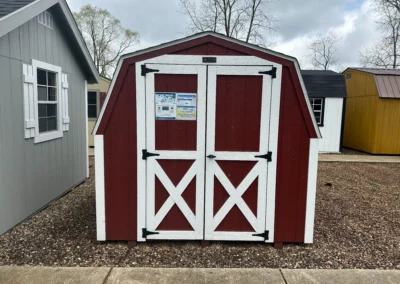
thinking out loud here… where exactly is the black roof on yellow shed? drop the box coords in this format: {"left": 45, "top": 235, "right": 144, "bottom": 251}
{"left": 301, "top": 70, "right": 347, "bottom": 98}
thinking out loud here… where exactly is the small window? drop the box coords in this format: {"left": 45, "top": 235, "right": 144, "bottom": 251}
{"left": 37, "top": 69, "right": 58, "bottom": 133}
{"left": 38, "top": 11, "right": 53, "bottom": 29}
{"left": 310, "top": 98, "right": 324, "bottom": 126}
{"left": 88, "top": 91, "right": 98, "bottom": 118}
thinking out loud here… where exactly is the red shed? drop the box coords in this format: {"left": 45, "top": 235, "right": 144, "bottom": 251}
{"left": 93, "top": 32, "right": 320, "bottom": 247}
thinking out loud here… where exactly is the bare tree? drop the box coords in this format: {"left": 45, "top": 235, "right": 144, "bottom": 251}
{"left": 74, "top": 5, "right": 140, "bottom": 77}
{"left": 309, "top": 31, "right": 341, "bottom": 70}
{"left": 359, "top": 1, "right": 400, "bottom": 68}
{"left": 179, "top": 0, "right": 275, "bottom": 46}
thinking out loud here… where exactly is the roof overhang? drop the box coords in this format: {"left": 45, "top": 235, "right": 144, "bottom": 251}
{"left": 0, "top": 0, "right": 99, "bottom": 83}
{"left": 93, "top": 32, "right": 322, "bottom": 138}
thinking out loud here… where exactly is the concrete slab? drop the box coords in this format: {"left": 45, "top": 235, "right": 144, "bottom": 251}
{"left": 319, "top": 154, "right": 400, "bottom": 163}
{"left": 0, "top": 266, "right": 111, "bottom": 284}
{"left": 106, "top": 268, "right": 286, "bottom": 284}
{"left": 282, "top": 269, "right": 400, "bottom": 284}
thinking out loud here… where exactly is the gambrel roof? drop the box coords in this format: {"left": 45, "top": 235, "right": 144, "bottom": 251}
{"left": 93, "top": 32, "right": 321, "bottom": 138}
{"left": 0, "top": 0, "right": 98, "bottom": 83}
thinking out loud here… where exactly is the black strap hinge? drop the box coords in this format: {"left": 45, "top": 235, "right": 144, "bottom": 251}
{"left": 255, "top": 151, "right": 272, "bottom": 162}
{"left": 252, "top": 230, "right": 269, "bottom": 240}
{"left": 142, "top": 228, "right": 159, "bottom": 238}
{"left": 142, "top": 149, "right": 160, "bottom": 160}
{"left": 141, "top": 64, "right": 159, "bottom": 76}
{"left": 259, "top": 67, "right": 277, "bottom": 78}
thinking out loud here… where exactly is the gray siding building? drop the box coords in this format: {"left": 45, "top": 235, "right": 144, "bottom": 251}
{"left": 0, "top": 0, "right": 98, "bottom": 235}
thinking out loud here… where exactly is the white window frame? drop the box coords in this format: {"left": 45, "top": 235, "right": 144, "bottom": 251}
{"left": 38, "top": 11, "right": 53, "bottom": 29}
{"left": 310, "top": 98, "right": 325, "bottom": 127}
{"left": 32, "top": 59, "right": 63, "bottom": 143}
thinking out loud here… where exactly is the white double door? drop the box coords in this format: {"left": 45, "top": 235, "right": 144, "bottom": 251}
{"left": 143, "top": 61, "right": 276, "bottom": 242}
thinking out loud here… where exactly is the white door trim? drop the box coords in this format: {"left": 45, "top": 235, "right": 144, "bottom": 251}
{"left": 265, "top": 64, "right": 282, "bottom": 243}
{"left": 141, "top": 63, "right": 207, "bottom": 240}
{"left": 204, "top": 65, "right": 279, "bottom": 242}
{"left": 136, "top": 55, "right": 282, "bottom": 242}
{"left": 144, "top": 55, "right": 276, "bottom": 66}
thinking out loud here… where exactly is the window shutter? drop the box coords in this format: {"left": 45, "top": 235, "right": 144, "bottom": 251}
{"left": 23, "top": 64, "right": 35, "bottom": 139}
{"left": 61, "top": 73, "right": 70, "bottom": 131}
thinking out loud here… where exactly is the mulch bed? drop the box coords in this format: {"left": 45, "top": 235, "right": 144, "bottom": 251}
{"left": 0, "top": 158, "right": 399, "bottom": 269}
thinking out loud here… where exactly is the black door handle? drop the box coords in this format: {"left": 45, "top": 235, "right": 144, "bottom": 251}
{"left": 207, "top": 154, "right": 216, "bottom": 159}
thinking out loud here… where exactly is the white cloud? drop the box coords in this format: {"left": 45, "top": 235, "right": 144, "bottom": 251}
{"left": 67, "top": 0, "right": 383, "bottom": 71}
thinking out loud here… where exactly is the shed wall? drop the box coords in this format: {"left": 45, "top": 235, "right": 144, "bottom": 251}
{"left": 100, "top": 39, "right": 315, "bottom": 242}
{"left": 274, "top": 66, "right": 310, "bottom": 242}
{"left": 0, "top": 10, "right": 87, "bottom": 235}
{"left": 319, "top": 98, "right": 344, "bottom": 153}
{"left": 344, "top": 70, "right": 400, "bottom": 154}
{"left": 374, "top": 98, "right": 400, "bottom": 154}
{"left": 343, "top": 70, "right": 379, "bottom": 153}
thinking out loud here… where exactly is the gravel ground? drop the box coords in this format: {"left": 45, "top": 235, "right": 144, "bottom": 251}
{"left": 320, "top": 148, "right": 369, "bottom": 156}
{"left": 0, "top": 158, "right": 399, "bottom": 269}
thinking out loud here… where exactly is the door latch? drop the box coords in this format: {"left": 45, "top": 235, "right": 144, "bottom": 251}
{"left": 207, "top": 154, "right": 216, "bottom": 159}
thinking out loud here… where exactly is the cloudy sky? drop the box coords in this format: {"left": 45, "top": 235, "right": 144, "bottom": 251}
{"left": 66, "top": 0, "right": 382, "bottom": 71}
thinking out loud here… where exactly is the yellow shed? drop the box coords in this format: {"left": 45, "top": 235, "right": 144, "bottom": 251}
{"left": 342, "top": 68, "right": 400, "bottom": 154}
{"left": 88, "top": 76, "right": 111, "bottom": 147}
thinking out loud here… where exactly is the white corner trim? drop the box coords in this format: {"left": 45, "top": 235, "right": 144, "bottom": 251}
{"left": 304, "top": 138, "right": 319, "bottom": 243}
{"left": 85, "top": 80, "right": 89, "bottom": 178}
{"left": 95, "top": 135, "right": 106, "bottom": 241}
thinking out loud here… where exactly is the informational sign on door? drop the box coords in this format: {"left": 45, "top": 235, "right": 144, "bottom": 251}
{"left": 176, "top": 93, "right": 197, "bottom": 120}
{"left": 155, "top": 92, "right": 177, "bottom": 120}
{"left": 155, "top": 92, "right": 197, "bottom": 120}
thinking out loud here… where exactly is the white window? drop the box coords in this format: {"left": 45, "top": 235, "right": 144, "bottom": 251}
{"left": 310, "top": 98, "right": 324, "bottom": 126}
{"left": 23, "top": 60, "right": 70, "bottom": 143}
{"left": 38, "top": 11, "right": 53, "bottom": 29}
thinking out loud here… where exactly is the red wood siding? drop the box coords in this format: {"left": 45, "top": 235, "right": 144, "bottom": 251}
{"left": 156, "top": 160, "right": 195, "bottom": 231}
{"left": 274, "top": 67, "right": 310, "bottom": 242}
{"left": 215, "top": 75, "right": 262, "bottom": 152}
{"left": 104, "top": 65, "right": 137, "bottom": 240}
{"left": 155, "top": 74, "right": 198, "bottom": 151}
{"left": 153, "top": 73, "right": 198, "bottom": 231}
{"left": 173, "top": 42, "right": 246, "bottom": 55}
{"left": 214, "top": 161, "right": 258, "bottom": 232}
{"left": 99, "top": 35, "right": 315, "bottom": 242}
